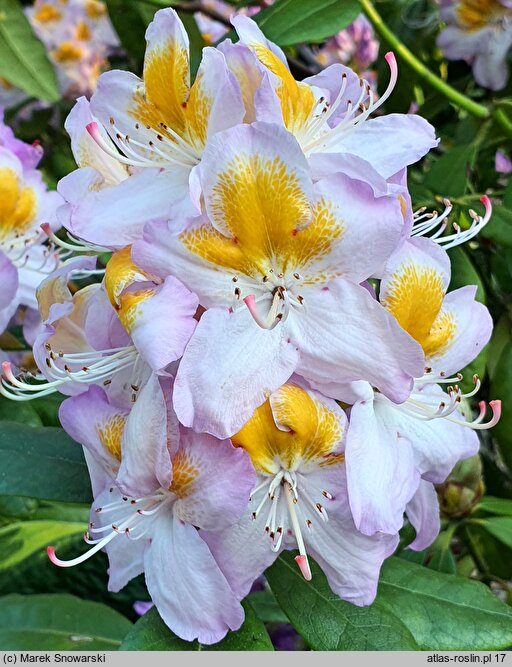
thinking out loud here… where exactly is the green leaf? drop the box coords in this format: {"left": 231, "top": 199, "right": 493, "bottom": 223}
{"left": 378, "top": 557, "right": 512, "bottom": 649}
{"left": 247, "top": 590, "right": 289, "bottom": 624}
{"left": 0, "top": 0, "right": 59, "bottom": 102}
{"left": 178, "top": 11, "right": 205, "bottom": 77}
{"left": 0, "top": 393, "right": 64, "bottom": 428}
{"left": 105, "top": 0, "right": 156, "bottom": 66}
{"left": 254, "top": 0, "right": 361, "bottom": 46}
{"left": 481, "top": 179, "right": 512, "bottom": 248}
{"left": 474, "top": 517, "right": 512, "bottom": 549}
{"left": 0, "top": 594, "right": 131, "bottom": 650}
{"left": 424, "top": 144, "right": 476, "bottom": 198}
{"left": 0, "top": 520, "right": 85, "bottom": 571}
{"left": 448, "top": 246, "right": 486, "bottom": 303}
{"left": 481, "top": 203, "right": 512, "bottom": 248}
{"left": 0, "top": 496, "right": 39, "bottom": 525}
{"left": 119, "top": 600, "right": 273, "bottom": 650}
{"left": 0, "top": 396, "right": 42, "bottom": 426}
{"left": 462, "top": 523, "right": 512, "bottom": 580}
{"left": 266, "top": 552, "right": 419, "bottom": 650}
{"left": 490, "top": 342, "right": 512, "bottom": 472}
{"left": 0, "top": 422, "right": 92, "bottom": 504}
{"left": 478, "top": 496, "right": 512, "bottom": 516}
{"left": 268, "top": 553, "right": 512, "bottom": 650}
{"left": 487, "top": 315, "right": 512, "bottom": 380}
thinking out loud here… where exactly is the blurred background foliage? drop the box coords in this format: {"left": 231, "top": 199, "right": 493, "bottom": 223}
{"left": 1, "top": 0, "right": 512, "bottom": 651}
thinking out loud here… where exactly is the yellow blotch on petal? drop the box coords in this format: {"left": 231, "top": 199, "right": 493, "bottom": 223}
{"left": 422, "top": 309, "right": 457, "bottom": 358}
{"left": 253, "top": 44, "right": 316, "bottom": 136}
{"left": 104, "top": 246, "right": 150, "bottom": 308}
{"left": 0, "top": 167, "right": 37, "bottom": 241}
{"left": 75, "top": 20, "right": 92, "bottom": 41}
{"left": 181, "top": 187, "right": 343, "bottom": 282}
{"left": 97, "top": 414, "right": 126, "bottom": 461}
{"left": 135, "top": 39, "right": 190, "bottom": 136}
{"left": 233, "top": 383, "right": 344, "bottom": 475}
{"left": 85, "top": 0, "right": 107, "bottom": 19}
{"left": 33, "top": 3, "right": 62, "bottom": 23}
{"left": 183, "top": 74, "right": 211, "bottom": 150}
{"left": 169, "top": 450, "right": 198, "bottom": 498}
{"left": 457, "top": 0, "right": 504, "bottom": 29}
{"left": 118, "top": 288, "right": 156, "bottom": 334}
{"left": 209, "top": 154, "right": 311, "bottom": 267}
{"left": 382, "top": 264, "right": 455, "bottom": 357}
{"left": 53, "top": 41, "right": 83, "bottom": 63}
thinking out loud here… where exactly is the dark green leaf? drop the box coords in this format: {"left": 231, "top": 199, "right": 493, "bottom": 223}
{"left": 0, "top": 0, "right": 59, "bottom": 102}
{"left": 474, "top": 517, "right": 512, "bottom": 549}
{"left": 378, "top": 557, "right": 512, "bottom": 649}
{"left": 481, "top": 203, "right": 512, "bottom": 248}
{"left": 0, "top": 422, "right": 92, "bottom": 504}
{"left": 0, "top": 496, "right": 39, "bottom": 526}
{"left": 254, "top": 0, "right": 361, "bottom": 46}
{"left": 105, "top": 0, "right": 155, "bottom": 66}
{"left": 487, "top": 316, "right": 512, "bottom": 380}
{"left": 266, "top": 552, "right": 419, "bottom": 650}
{"left": 247, "top": 590, "right": 289, "bottom": 624}
{"left": 0, "top": 397, "right": 42, "bottom": 427}
{"left": 490, "top": 342, "right": 512, "bottom": 472}
{"left": 0, "top": 520, "right": 85, "bottom": 572}
{"left": 0, "top": 391, "right": 64, "bottom": 428}
{"left": 0, "top": 594, "right": 131, "bottom": 650}
{"left": 478, "top": 496, "right": 512, "bottom": 516}
{"left": 424, "top": 145, "right": 476, "bottom": 198}
{"left": 463, "top": 523, "right": 512, "bottom": 580}
{"left": 448, "top": 246, "right": 486, "bottom": 303}
{"left": 482, "top": 179, "right": 512, "bottom": 248}
{"left": 119, "top": 600, "right": 273, "bottom": 650}
{"left": 178, "top": 11, "right": 205, "bottom": 77}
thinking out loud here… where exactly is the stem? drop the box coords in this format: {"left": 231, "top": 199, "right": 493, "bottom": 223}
{"left": 494, "top": 108, "right": 512, "bottom": 138}
{"left": 359, "top": 0, "right": 490, "bottom": 120}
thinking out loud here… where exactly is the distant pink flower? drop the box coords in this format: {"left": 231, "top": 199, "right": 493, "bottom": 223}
{"left": 316, "top": 14, "right": 379, "bottom": 73}
{"left": 496, "top": 149, "right": 512, "bottom": 173}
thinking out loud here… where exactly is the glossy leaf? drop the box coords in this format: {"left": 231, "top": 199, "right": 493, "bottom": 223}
{"left": 119, "top": 600, "right": 274, "bottom": 650}
{"left": 105, "top": 0, "right": 155, "bottom": 65}
{"left": 0, "top": 422, "right": 92, "bottom": 504}
{"left": 267, "top": 553, "right": 512, "bottom": 650}
{"left": 266, "top": 552, "right": 419, "bottom": 650}
{"left": 475, "top": 517, "right": 512, "bottom": 549}
{"left": 378, "top": 557, "right": 512, "bottom": 649}
{"left": 248, "top": 590, "right": 289, "bottom": 624}
{"left": 478, "top": 496, "right": 512, "bottom": 516}
{"left": 490, "top": 342, "right": 512, "bottom": 472}
{"left": 0, "top": 0, "right": 59, "bottom": 102}
{"left": 255, "top": 0, "right": 361, "bottom": 46}
{"left": 424, "top": 144, "right": 476, "bottom": 198}
{"left": 463, "top": 523, "right": 512, "bottom": 580}
{"left": 0, "top": 594, "right": 132, "bottom": 650}
{"left": 0, "top": 520, "right": 85, "bottom": 572}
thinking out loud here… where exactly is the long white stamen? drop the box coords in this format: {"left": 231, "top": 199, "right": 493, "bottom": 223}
{"left": 284, "top": 481, "right": 312, "bottom": 581}
{"left": 412, "top": 196, "right": 491, "bottom": 249}
{"left": 303, "top": 52, "right": 398, "bottom": 154}
{"left": 40, "top": 223, "right": 110, "bottom": 254}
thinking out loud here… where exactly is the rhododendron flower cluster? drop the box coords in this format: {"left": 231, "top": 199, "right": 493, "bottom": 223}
{"left": 0, "top": 8, "right": 500, "bottom": 646}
